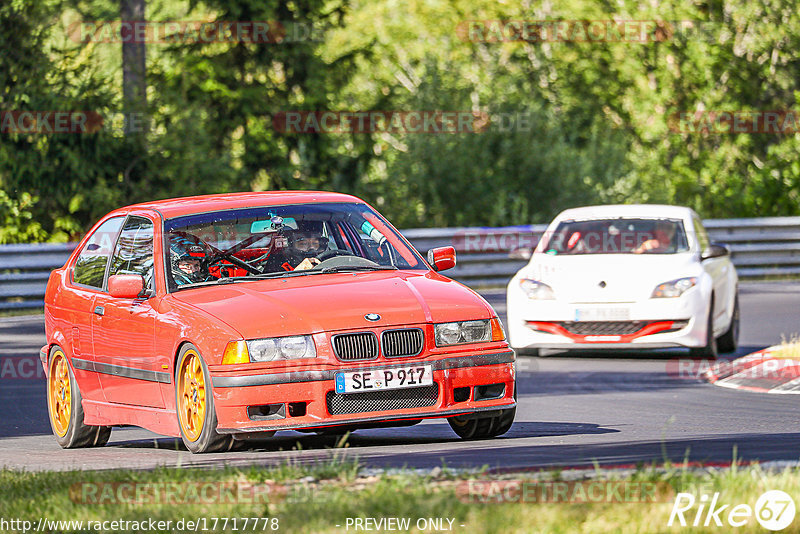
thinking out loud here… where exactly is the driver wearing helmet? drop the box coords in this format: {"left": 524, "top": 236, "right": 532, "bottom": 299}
{"left": 170, "top": 235, "right": 212, "bottom": 285}
{"left": 269, "top": 220, "right": 329, "bottom": 272}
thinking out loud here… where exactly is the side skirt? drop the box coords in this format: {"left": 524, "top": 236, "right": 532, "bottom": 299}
{"left": 82, "top": 399, "right": 181, "bottom": 437}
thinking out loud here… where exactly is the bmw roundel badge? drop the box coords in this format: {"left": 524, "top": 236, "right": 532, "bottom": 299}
{"left": 365, "top": 313, "right": 381, "bottom": 321}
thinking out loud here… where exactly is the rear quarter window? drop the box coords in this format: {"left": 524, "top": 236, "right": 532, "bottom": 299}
{"left": 73, "top": 216, "right": 124, "bottom": 288}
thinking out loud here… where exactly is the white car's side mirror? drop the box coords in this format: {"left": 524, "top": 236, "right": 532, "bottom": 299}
{"left": 701, "top": 244, "right": 730, "bottom": 261}
{"left": 508, "top": 247, "right": 533, "bottom": 261}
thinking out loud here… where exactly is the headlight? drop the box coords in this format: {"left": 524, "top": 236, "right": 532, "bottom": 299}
{"left": 248, "top": 335, "right": 316, "bottom": 362}
{"left": 651, "top": 277, "right": 697, "bottom": 298}
{"left": 436, "top": 322, "right": 462, "bottom": 346}
{"left": 520, "top": 279, "right": 555, "bottom": 300}
{"left": 434, "top": 318, "right": 505, "bottom": 346}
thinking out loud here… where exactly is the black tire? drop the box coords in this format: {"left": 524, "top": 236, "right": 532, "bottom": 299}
{"left": 448, "top": 415, "right": 497, "bottom": 439}
{"left": 448, "top": 383, "right": 516, "bottom": 440}
{"left": 690, "top": 298, "right": 718, "bottom": 359}
{"left": 716, "top": 293, "right": 740, "bottom": 353}
{"left": 175, "top": 344, "right": 234, "bottom": 453}
{"left": 47, "top": 345, "right": 111, "bottom": 448}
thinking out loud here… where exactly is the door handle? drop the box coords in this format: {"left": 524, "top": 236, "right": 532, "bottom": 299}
{"left": 93, "top": 306, "right": 105, "bottom": 316}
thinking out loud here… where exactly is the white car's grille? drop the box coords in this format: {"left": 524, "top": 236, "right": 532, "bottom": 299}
{"left": 558, "top": 320, "right": 688, "bottom": 336}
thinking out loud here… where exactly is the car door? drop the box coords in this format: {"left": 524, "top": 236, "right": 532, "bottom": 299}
{"left": 67, "top": 215, "right": 126, "bottom": 403}
{"left": 91, "top": 215, "right": 165, "bottom": 408}
{"left": 693, "top": 216, "right": 731, "bottom": 334}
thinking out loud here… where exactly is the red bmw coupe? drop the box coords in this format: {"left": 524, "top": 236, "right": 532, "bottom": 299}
{"left": 42, "top": 192, "right": 516, "bottom": 452}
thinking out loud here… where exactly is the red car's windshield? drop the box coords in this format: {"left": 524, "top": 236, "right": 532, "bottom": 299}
{"left": 164, "top": 202, "right": 425, "bottom": 289}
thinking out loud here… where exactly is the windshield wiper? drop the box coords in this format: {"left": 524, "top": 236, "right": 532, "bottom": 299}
{"left": 320, "top": 265, "right": 398, "bottom": 274}
{"left": 175, "top": 270, "right": 318, "bottom": 290}
{"left": 243, "top": 270, "right": 323, "bottom": 280}
{"left": 175, "top": 265, "right": 397, "bottom": 290}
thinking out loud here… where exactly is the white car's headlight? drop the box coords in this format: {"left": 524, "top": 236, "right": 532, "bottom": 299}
{"left": 651, "top": 277, "right": 697, "bottom": 298}
{"left": 435, "top": 318, "right": 505, "bottom": 347}
{"left": 520, "top": 278, "right": 555, "bottom": 300}
{"left": 247, "top": 335, "right": 316, "bottom": 362}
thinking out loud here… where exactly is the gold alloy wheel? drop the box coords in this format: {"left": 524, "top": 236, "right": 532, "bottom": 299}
{"left": 178, "top": 349, "right": 206, "bottom": 442}
{"left": 48, "top": 350, "right": 71, "bottom": 437}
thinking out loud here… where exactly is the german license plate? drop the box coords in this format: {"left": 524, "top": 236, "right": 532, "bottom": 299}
{"left": 574, "top": 307, "right": 630, "bottom": 321}
{"left": 335, "top": 364, "right": 433, "bottom": 394}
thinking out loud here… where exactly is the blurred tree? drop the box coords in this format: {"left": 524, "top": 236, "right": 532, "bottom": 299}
{"left": 0, "top": 0, "right": 130, "bottom": 241}
{"left": 120, "top": 0, "right": 147, "bottom": 132}
{"left": 147, "top": 0, "right": 364, "bottom": 198}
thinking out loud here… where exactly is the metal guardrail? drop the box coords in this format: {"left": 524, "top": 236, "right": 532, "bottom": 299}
{"left": 2, "top": 217, "right": 799, "bottom": 310}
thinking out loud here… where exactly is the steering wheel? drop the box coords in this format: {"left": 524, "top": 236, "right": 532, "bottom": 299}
{"left": 316, "top": 249, "right": 355, "bottom": 262}
{"left": 170, "top": 230, "right": 263, "bottom": 276}
{"left": 203, "top": 250, "right": 261, "bottom": 276}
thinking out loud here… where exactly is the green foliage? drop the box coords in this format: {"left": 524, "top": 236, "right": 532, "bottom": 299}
{"left": 3, "top": 0, "right": 800, "bottom": 242}
{"left": 0, "top": 191, "right": 46, "bottom": 243}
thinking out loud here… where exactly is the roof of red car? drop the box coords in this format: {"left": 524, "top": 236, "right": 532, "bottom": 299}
{"left": 118, "top": 191, "right": 363, "bottom": 218}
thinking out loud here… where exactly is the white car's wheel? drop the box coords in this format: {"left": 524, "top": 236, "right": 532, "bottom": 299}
{"left": 716, "top": 293, "right": 739, "bottom": 353}
{"left": 690, "top": 298, "right": 718, "bottom": 359}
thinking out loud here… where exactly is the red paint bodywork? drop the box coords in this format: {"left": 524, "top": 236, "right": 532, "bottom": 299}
{"left": 428, "top": 246, "right": 457, "bottom": 272}
{"left": 43, "top": 192, "right": 515, "bottom": 438}
{"left": 107, "top": 274, "right": 145, "bottom": 299}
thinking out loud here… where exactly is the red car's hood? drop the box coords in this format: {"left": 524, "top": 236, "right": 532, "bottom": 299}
{"left": 170, "top": 271, "right": 495, "bottom": 339}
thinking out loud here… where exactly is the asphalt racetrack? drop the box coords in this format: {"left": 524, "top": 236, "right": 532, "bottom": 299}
{"left": 1, "top": 281, "right": 798, "bottom": 472}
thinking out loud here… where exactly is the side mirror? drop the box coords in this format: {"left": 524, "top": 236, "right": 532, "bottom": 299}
{"left": 427, "top": 246, "right": 457, "bottom": 272}
{"left": 701, "top": 243, "right": 730, "bottom": 261}
{"left": 508, "top": 247, "right": 533, "bottom": 261}
{"left": 108, "top": 274, "right": 147, "bottom": 299}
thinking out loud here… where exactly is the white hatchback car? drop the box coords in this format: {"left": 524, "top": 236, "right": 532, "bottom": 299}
{"left": 507, "top": 205, "right": 739, "bottom": 358}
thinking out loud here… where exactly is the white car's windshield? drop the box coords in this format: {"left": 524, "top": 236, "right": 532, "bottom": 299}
{"left": 540, "top": 218, "right": 689, "bottom": 255}
{"left": 164, "top": 202, "right": 424, "bottom": 289}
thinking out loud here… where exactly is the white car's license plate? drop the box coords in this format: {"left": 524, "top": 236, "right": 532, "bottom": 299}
{"left": 335, "top": 364, "right": 433, "bottom": 394}
{"left": 574, "top": 307, "right": 630, "bottom": 321}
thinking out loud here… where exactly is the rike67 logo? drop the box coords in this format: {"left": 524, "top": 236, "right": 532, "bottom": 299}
{"left": 668, "top": 490, "right": 796, "bottom": 531}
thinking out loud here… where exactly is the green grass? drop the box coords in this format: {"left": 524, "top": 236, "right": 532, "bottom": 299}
{"left": 0, "top": 308, "right": 43, "bottom": 318}
{"left": 771, "top": 336, "right": 800, "bottom": 360}
{"left": 1, "top": 459, "right": 800, "bottom": 533}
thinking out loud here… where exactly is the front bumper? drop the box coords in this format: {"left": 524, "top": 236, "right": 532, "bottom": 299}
{"left": 507, "top": 289, "right": 709, "bottom": 351}
{"left": 39, "top": 346, "right": 48, "bottom": 374}
{"left": 210, "top": 351, "right": 516, "bottom": 434}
